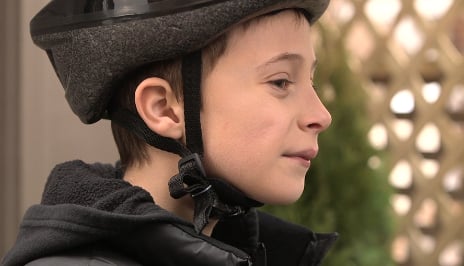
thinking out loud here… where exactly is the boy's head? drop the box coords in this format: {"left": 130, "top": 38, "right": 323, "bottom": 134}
{"left": 110, "top": 9, "right": 331, "bottom": 205}
{"left": 31, "top": 0, "right": 331, "bottom": 211}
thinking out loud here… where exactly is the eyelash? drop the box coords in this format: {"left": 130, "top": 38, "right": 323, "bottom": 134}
{"left": 311, "top": 82, "right": 318, "bottom": 91}
{"left": 269, "top": 79, "right": 294, "bottom": 90}
{"left": 268, "top": 78, "right": 318, "bottom": 94}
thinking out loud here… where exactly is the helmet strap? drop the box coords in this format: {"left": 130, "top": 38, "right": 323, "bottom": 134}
{"left": 182, "top": 51, "right": 204, "bottom": 155}
{"left": 108, "top": 107, "right": 191, "bottom": 157}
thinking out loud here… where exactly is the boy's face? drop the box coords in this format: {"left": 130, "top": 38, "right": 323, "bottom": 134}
{"left": 200, "top": 10, "right": 332, "bottom": 204}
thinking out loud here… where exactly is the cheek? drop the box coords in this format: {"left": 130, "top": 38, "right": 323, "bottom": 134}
{"left": 204, "top": 110, "right": 275, "bottom": 164}
{"left": 202, "top": 107, "right": 287, "bottom": 185}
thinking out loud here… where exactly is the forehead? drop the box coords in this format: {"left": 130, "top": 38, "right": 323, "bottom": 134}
{"left": 226, "top": 9, "right": 311, "bottom": 48}
{"left": 224, "top": 10, "right": 313, "bottom": 57}
{"left": 237, "top": 8, "right": 308, "bottom": 31}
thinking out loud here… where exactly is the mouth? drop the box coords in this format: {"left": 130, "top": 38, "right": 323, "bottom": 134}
{"left": 282, "top": 149, "right": 318, "bottom": 168}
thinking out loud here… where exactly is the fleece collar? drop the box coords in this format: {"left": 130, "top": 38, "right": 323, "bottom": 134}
{"left": 2, "top": 160, "right": 258, "bottom": 265}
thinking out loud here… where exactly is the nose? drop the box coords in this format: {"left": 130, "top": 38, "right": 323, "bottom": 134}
{"left": 299, "top": 89, "right": 332, "bottom": 133}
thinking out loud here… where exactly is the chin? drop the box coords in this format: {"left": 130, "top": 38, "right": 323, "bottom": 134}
{"left": 274, "top": 194, "right": 304, "bottom": 205}
{"left": 256, "top": 188, "right": 305, "bottom": 206}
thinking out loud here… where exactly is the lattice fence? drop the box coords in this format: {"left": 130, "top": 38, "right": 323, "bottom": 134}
{"left": 318, "top": 0, "right": 464, "bottom": 265}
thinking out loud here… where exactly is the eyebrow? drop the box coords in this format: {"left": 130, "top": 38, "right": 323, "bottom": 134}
{"left": 256, "top": 52, "right": 318, "bottom": 75}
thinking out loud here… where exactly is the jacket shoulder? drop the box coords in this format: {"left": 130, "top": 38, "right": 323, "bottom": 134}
{"left": 25, "top": 247, "right": 142, "bottom": 266}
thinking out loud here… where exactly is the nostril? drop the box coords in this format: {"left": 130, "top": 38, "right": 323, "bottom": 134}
{"left": 306, "top": 110, "right": 331, "bottom": 133}
{"left": 307, "top": 122, "right": 325, "bottom": 132}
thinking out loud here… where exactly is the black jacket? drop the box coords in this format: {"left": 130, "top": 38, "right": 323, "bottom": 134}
{"left": 2, "top": 160, "right": 337, "bottom": 266}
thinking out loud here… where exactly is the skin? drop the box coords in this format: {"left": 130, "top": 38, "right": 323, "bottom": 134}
{"left": 125, "top": 10, "right": 331, "bottom": 235}
{"left": 201, "top": 11, "right": 331, "bottom": 204}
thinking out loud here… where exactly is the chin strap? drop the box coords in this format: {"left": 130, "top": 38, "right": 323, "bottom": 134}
{"left": 169, "top": 153, "right": 255, "bottom": 233}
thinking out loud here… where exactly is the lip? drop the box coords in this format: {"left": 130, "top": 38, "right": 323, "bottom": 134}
{"left": 283, "top": 149, "right": 318, "bottom": 168}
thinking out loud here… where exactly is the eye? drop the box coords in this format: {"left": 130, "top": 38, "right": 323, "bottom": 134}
{"left": 311, "top": 79, "right": 321, "bottom": 93}
{"left": 269, "top": 79, "right": 294, "bottom": 90}
{"left": 312, "top": 84, "right": 319, "bottom": 92}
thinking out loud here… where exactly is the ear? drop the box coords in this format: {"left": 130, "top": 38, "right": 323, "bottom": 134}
{"left": 135, "top": 77, "right": 184, "bottom": 140}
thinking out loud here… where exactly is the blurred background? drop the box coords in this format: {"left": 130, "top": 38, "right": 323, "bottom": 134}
{"left": 1, "top": 0, "right": 463, "bottom": 265}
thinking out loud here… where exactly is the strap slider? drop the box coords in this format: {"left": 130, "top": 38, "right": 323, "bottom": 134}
{"left": 178, "top": 153, "right": 206, "bottom": 177}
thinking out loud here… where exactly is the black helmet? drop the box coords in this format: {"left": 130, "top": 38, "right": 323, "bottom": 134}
{"left": 31, "top": 0, "right": 329, "bottom": 124}
{"left": 30, "top": 0, "right": 330, "bottom": 233}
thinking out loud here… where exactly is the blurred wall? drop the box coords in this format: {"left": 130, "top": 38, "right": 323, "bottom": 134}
{"left": 0, "top": 0, "right": 20, "bottom": 256}
{"left": 1, "top": 0, "right": 118, "bottom": 257}
{"left": 321, "top": 1, "right": 464, "bottom": 265}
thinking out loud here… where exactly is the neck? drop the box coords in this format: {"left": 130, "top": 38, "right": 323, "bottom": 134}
{"left": 123, "top": 147, "right": 217, "bottom": 236}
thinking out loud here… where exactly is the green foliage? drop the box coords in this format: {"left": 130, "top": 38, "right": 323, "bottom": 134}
{"left": 263, "top": 27, "right": 395, "bottom": 266}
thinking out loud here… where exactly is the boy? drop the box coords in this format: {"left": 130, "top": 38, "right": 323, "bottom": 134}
{"left": 3, "top": 0, "right": 338, "bottom": 265}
